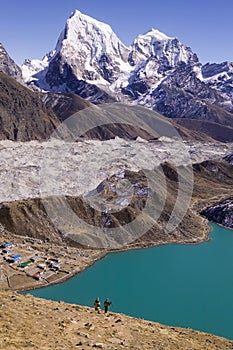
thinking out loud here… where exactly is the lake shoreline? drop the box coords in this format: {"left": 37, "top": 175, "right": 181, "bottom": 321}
{"left": 19, "top": 218, "right": 212, "bottom": 294}
{"left": 18, "top": 192, "right": 233, "bottom": 294}
{"left": 26, "top": 221, "right": 233, "bottom": 341}
{"left": 5, "top": 191, "right": 230, "bottom": 295}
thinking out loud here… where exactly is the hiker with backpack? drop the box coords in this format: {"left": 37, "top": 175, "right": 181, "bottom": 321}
{"left": 104, "top": 298, "right": 112, "bottom": 313}
{"left": 94, "top": 297, "right": 101, "bottom": 312}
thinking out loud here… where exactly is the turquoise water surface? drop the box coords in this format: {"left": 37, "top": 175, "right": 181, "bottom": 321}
{"left": 27, "top": 223, "right": 233, "bottom": 340}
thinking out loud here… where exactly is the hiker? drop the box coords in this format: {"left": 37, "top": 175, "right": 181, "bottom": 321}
{"left": 104, "top": 298, "right": 112, "bottom": 313}
{"left": 94, "top": 297, "right": 101, "bottom": 312}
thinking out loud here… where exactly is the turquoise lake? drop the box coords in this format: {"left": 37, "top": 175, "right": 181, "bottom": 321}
{"left": 27, "top": 223, "right": 233, "bottom": 340}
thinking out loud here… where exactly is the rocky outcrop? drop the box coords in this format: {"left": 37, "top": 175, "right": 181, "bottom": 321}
{"left": 196, "top": 157, "right": 233, "bottom": 229}
{"left": 201, "top": 198, "right": 233, "bottom": 229}
{"left": 202, "top": 61, "right": 233, "bottom": 103}
{"left": 148, "top": 63, "right": 233, "bottom": 124}
{"left": 0, "top": 43, "right": 23, "bottom": 83}
{"left": 224, "top": 153, "right": 233, "bottom": 164}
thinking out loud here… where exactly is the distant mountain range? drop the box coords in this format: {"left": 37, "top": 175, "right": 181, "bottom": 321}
{"left": 0, "top": 10, "right": 233, "bottom": 141}
{"left": 21, "top": 10, "right": 233, "bottom": 127}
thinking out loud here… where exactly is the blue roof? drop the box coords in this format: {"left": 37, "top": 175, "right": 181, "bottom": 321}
{"left": 12, "top": 254, "right": 21, "bottom": 259}
{"left": 1, "top": 242, "right": 12, "bottom": 248}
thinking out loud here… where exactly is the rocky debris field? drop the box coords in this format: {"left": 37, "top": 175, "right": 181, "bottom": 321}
{"left": 0, "top": 291, "right": 233, "bottom": 350}
{"left": 0, "top": 139, "right": 231, "bottom": 203}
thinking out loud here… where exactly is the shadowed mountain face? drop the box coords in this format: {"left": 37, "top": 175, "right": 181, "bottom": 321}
{"left": 40, "top": 92, "right": 93, "bottom": 122}
{"left": 172, "top": 118, "right": 233, "bottom": 143}
{"left": 0, "top": 73, "right": 59, "bottom": 141}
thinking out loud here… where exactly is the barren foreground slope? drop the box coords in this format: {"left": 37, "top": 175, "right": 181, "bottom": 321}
{"left": 1, "top": 291, "right": 233, "bottom": 350}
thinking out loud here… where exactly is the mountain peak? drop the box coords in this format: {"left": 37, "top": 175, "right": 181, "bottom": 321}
{"left": 27, "top": 9, "right": 130, "bottom": 94}
{"left": 55, "top": 9, "right": 121, "bottom": 50}
{"left": 129, "top": 27, "right": 196, "bottom": 69}
{"left": 54, "top": 9, "right": 124, "bottom": 60}
{"left": 21, "top": 9, "right": 233, "bottom": 120}
{"left": 69, "top": 9, "right": 112, "bottom": 32}
{"left": 0, "top": 42, "right": 10, "bottom": 58}
{"left": 0, "top": 43, "right": 23, "bottom": 83}
{"left": 143, "top": 28, "right": 173, "bottom": 41}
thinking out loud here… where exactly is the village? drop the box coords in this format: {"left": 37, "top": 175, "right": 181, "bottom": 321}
{"left": 0, "top": 234, "right": 105, "bottom": 291}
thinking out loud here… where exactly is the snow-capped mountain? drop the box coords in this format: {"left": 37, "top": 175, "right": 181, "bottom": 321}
{"left": 120, "top": 29, "right": 200, "bottom": 102}
{"left": 22, "top": 12, "right": 196, "bottom": 96}
{"left": 202, "top": 61, "right": 233, "bottom": 101}
{"left": 129, "top": 29, "right": 196, "bottom": 67}
{"left": 22, "top": 10, "right": 200, "bottom": 100}
{"left": 22, "top": 10, "right": 130, "bottom": 101}
{"left": 22, "top": 10, "right": 233, "bottom": 124}
{"left": 0, "top": 43, "right": 23, "bottom": 83}
{"left": 52, "top": 9, "right": 129, "bottom": 84}
{"left": 22, "top": 50, "right": 55, "bottom": 84}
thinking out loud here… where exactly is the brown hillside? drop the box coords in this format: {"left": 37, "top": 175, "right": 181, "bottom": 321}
{"left": 0, "top": 160, "right": 232, "bottom": 251}
{"left": 173, "top": 118, "right": 233, "bottom": 143}
{"left": 43, "top": 92, "right": 227, "bottom": 142}
{"left": 0, "top": 73, "right": 59, "bottom": 141}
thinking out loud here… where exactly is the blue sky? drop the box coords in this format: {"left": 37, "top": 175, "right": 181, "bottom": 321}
{"left": 1, "top": 0, "right": 233, "bottom": 65}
